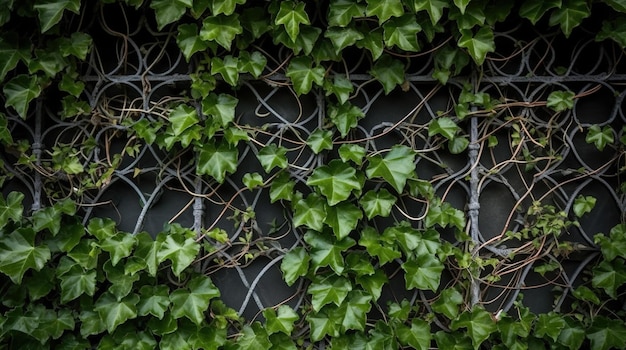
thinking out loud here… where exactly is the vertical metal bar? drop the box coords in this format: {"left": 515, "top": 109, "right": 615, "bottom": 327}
{"left": 193, "top": 176, "right": 204, "bottom": 235}
{"left": 468, "top": 110, "right": 481, "bottom": 307}
{"left": 31, "top": 100, "right": 43, "bottom": 212}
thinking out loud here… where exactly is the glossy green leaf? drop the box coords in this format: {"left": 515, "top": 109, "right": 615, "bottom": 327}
{"left": 592, "top": 258, "right": 626, "bottom": 298}
{"left": 587, "top": 316, "right": 626, "bottom": 350}
{"left": 100, "top": 233, "right": 136, "bottom": 266}
{"left": 257, "top": 144, "right": 288, "bottom": 173}
{"left": 307, "top": 159, "right": 361, "bottom": 206}
{"left": 210, "top": 56, "right": 239, "bottom": 86}
{"left": 94, "top": 292, "right": 139, "bottom": 333}
{"left": 458, "top": 27, "right": 495, "bottom": 65}
{"left": 32, "top": 308, "right": 75, "bottom": 342}
{"left": 286, "top": 56, "right": 325, "bottom": 95}
{"left": 238, "top": 51, "right": 267, "bottom": 78}
{"left": 546, "top": 90, "right": 575, "bottom": 111}
{"left": 269, "top": 172, "right": 295, "bottom": 202}
{"left": 596, "top": 15, "right": 626, "bottom": 48}
{"left": 275, "top": 1, "right": 310, "bottom": 42}
{"left": 170, "top": 275, "right": 220, "bottom": 325}
{"left": 338, "top": 144, "right": 366, "bottom": 165}
{"left": 355, "top": 269, "right": 387, "bottom": 300}
{"left": 0, "top": 34, "right": 29, "bottom": 81}
{"left": 202, "top": 92, "right": 238, "bottom": 126}
{"left": 396, "top": 319, "right": 431, "bottom": 350}
{"left": 429, "top": 117, "right": 460, "bottom": 140}
{"left": 432, "top": 288, "right": 464, "bottom": 319}
{"left": 383, "top": 14, "right": 422, "bottom": 52}
{"left": 453, "top": 0, "right": 470, "bottom": 13}
{"left": 58, "top": 32, "right": 93, "bottom": 60}
{"left": 449, "top": 136, "right": 470, "bottom": 154}
{"left": 0, "top": 191, "right": 24, "bottom": 227}
{"left": 356, "top": 26, "right": 384, "bottom": 60}
{"left": 200, "top": 14, "right": 243, "bottom": 50}
{"left": 366, "top": 144, "right": 416, "bottom": 193}
{"left": 280, "top": 247, "right": 310, "bottom": 286}
{"left": 359, "top": 188, "right": 397, "bottom": 219}
{"left": 233, "top": 322, "right": 272, "bottom": 350}
{"left": 365, "top": 0, "right": 404, "bottom": 23}
{"left": 333, "top": 290, "right": 372, "bottom": 332}
{"left": 519, "top": 0, "right": 561, "bottom": 24}
{"left": 368, "top": 321, "right": 398, "bottom": 349}
{"left": 402, "top": 254, "right": 444, "bottom": 291}
{"left": 168, "top": 104, "right": 199, "bottom": 137}
{"left": 408, "top": 0, "right": 448, "bottom": 24}
{"left": 324, "top": 26, "right": 364, "bottom": 54}
{"left": 585, "top": 125, "right": 614, "bottom": 151}
{"left": 177, "top": 23, "right": 210, "bottom": 61}
{"left": 304, "top": 230, "right": 355, "bottom": 274}
{"left": 345, "top": 252, "right": 375, "bottom": 276}
{"left": 34, "top": 0, "right": 81, "bottom": 33}
{"left": 3, "top": 74, "right": 42, "bottom": 119}
{"left": 549, "top": 0, "right": 589, "bottom": 37}
{"left": 557, "top": 317, "right": 585, "bottom": 350}
{"left": 293, "top": 194, "right": 327, "bottom": 231}
{"left": 451, "top": 307, "right": 498, "bottom": 350}
{"left": 308, "top": 275, "right": 352, "bottom": 311}
{"left": 0, "top": 228, "right": 50, "bottom": 284}
{"left": 573, "top": 195, "right": 596, "bottom": 217}
{"left": 594, "top": 224, "right": 626, "bottom": 261}
{"left": 210, "top": 0, "right": 245, "bottom": 15}
{"left": 135, "top": 232, "right": 163, "bottom": 277}
{"left": 324, "top": 74, "right": 354, "bottom": 104}
{"left": 137, "top": 285, "right": 171, "bottom": 320}
{"left": 242, "top": 172, "right": 263, "bottom": 190}
{"left": 534, "top": 312, "right": 566, "bottom": 342}
{"left": 450, "top": 1, "right": 485, "bottom": 29}
{"left": 264, "top": 305, "right": 299, "bottom": 335}
{"left": 307, "top": 309, "right": 339, "bottom": 341}
{"left": 157, "top": 232, "right": 200, "bottom": 277}
{"left": 329, "top": 102, "right": 364, "bottom": 137}
{"left": 328, "top": 0, "right": 365, "bottom": 26}
{"left": 306, "top": 128, "right": 334, "bottom": 154}
{"left": 197, "top": 140, "right": 239, "bottom": 183}
{"left": 150, "top": 0, "right": 192, "bottom": 30}
{"left": 324, "top": 201, "right": 363, "bottom": 239}
{"left": 368, "top": 54, "right": 405, "bottom": 94}
{"left": 358, "top": 226, "right": 402, "bottom": 265}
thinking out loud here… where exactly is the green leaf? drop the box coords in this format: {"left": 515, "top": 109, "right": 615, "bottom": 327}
{"left": 308, "top": 275, "right": 352, "bottom": 311}
{"left": 103, "top": 259, "right": 140, "bottom": 299}
{"left": 307, "top": 159, "right": 361, "bottom": 206}
{"left": 280, "top": 247, "right": 310, "bottom": 286}
{"left": 234, "top": 322, "right": 272, "bottom": 350}
{"left": 458, "top": 27, "right": 495, "bottom": 65}
{"left": 34, "top": 0, "right": 81, "bottom": 33}
{"left": 100, "top": 233, "right": 136, "bottom": 266}
{"left": 355, "top": 269, "right": 387, "bottom": 300}
{"left": 0, "top": 228, "right": 51, "bottom": 284}
{"left": 238, "top": 51, "right": 267, "bottom": 78}
{"left": 0, "top": 191, "right": 24, "bottom": 227}
{"left": 359, "top": 188, "right": 397, "bottom": 219}
{"left": 210, "top": 56, "right": 239, "bottom": 87}
{"left": 546, "top": 90, "right": 575, "bottom": 111}
{"left": 429, "top": 117, "right": 460, "bottom": 140}
{"left": 396, "top": 319, "right": 431, "bottom": 350}
{"left": 366, "top": 144, "right": 416, "bottom": 193}
{"left": 408, "top": 0, "right": 449, "bottom": 24}
{"left": 402, "top": 254, "right": 444, "bottom": 291}
{"left": 168, "top": 104, "right": 199, "bottom": 137}
{"left": 450, "top": 1, "right": 486, "bottom": 29}
{"left": 324, "top": 201, "right": 363, "bottom": 239}
{"left": 557, "top": 317, "right": 585, "bottom": 350}
{"left": 453, "top": 0, "right": 470, "bottom": 13}
{"left": 449, "top": 136, "right": 470, "bottom": 154}
{"left": 170, "top": 275, "right": 220, "bottom": 325}
{"left": 210, "top": 0, "right": 245, "bottom": 15}
{"left": 257, "top": 144, "right": 288, "bottom": 173}
{"left": 293, "top": 194, "right": 327, "bottom": 231}
{"left": 324, "top": 26, "right": 364, "bottom": 54}
{"left": 3, "top": 74, "right": 42, "bottom": 119}
{"left": 432, "top": 288, "right": 464, "bottom": 319}
{"left": 264, "top": 305, "right": 299, "bottom": 335}
{"left": 286, "top": 56, "right": 325, "bottom": 95}
{"left": 177, "top": 23, "right": 210, "bottom": 61}
{"left": 585, "top": 125, "right": 614, "bottom": 151}
{"left": 137, "top": 285, "right": 170, "bottom": 320}
{"left": 338, "top": 144, "right": 366, "bottom": 165}
{"left": 197, "top": 140, "right": 239, "bottom": 183}
{"left": 87, "top": 217, "right": 117, "bottom": 241}
{"left": 603, "top": 0, "right": 626, "bottom": 12}
{"left": 519, "top": 0, "right": 561, "bottom": 24}
{"left": 200, "top": 14, "right": 242, "bottom": 50}
{"left": 592, "top": 258, "right": 626, "bottom": 298}
{"left": 356, "top": 26, "right": 384, "bottom": 60}
{"left": 358, "top": 226, "right": 402, "bottom": 265}
{"left": 549, "top": 0, "right": 589, "bottom": 37}
{"left": 324, "top": 74, "right": 354, "bottom": 104}
{"left": 157, "top": 232, "right": 200, "bottom": 277}
{"left": 306, "top": 128, "right": 334, "bottom": 154}
{"left": 0, "top": 34, "right": 29, "bottom": 81}
{"left": 269, "top": 172, "right": 295, "bottom": 202}
{"left": 202, "top": 92, "right": 238, "bottom": 126}
{"left": 242, "top": 172, "right": 264, "bottom": 190}
{"left": 450, "top": 307, "right": 498, "bottom": 350}
{"left": 94, "top": 293, "right": 140, "bottom": 333}
{"left": 573, "top": 195, "right": 596, "bottom": 217}
{"left": 328, "top": 0, "right": 365, "bottom": 27}
{"left": 535, "top": 312, "right": 566, "bottom": 342}
{"left": 135, "top": 232, "right": 163, "bottom": 277}
{"left": 365, "top": 0, "right": 404, "bottom": 23}
{"left": 304, "top": 230, "right": 355, "bottom": 275}
{"left": 332, "top": 290, "right": 372, "bottom": 332}
{"left": 58, "top": 263, "right": 96, "bottom": 302}
{"left": 275, "top": 1, "right": 310, "bottom": 42}
{"left": 368, "top": 54, "right": 405, "bottom": 94}
{"left": 79, "top": 309, "right": 106, "bottom": 337}
{"left": 307, "top": 309, "right": 339, "bottom": 341}
{"left": 596, "top": 15, "right": 626, "bottom": 48}
{"left": 383, "top": 14, "right": 422, "bottom": 52}
{"left": 594, "top": 224, "right": 626, "bottom": 261}
{"left": 587, "top": 316, "right": 626, "bottom": 350}
{"left": 32, "top": 308, "right": 75, "bottom": 342}
{"left": 58, "top": 32, "right": 92, "bottom": 60}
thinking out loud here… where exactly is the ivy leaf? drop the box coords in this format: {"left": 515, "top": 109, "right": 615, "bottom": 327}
{"left": 293, "top": 194, "right": 327, "bottom": 231}
{"left": 450, "top": 307, "right": 498, "bottom": 350}
{"left": 233, "top": 322, "right": 272, "bottom": 350}
{"left": 338, "top": 144, "right": 366, "bottom": 165}
{"left": 355, "top": 269, "right": 388, "bottom": 300}
{"left": 449, "top": 136, "right": 469, "bottom": 154}
{"left": 596, "top": 15, "right": 626, "bottom": 48}
{"left": 304, "top": 230, "right": 355, "bottom": 274}
{"left": 269, "top": 172, "right": 295, "bottom": 202}
{"left": 535, "top": 312, "right": 566, "bottom": 342}
{"left": 358, "top": 226, "right": 402, "bottom": 265}
{"left": 34, "top": 0, "right": 81, "bottom": 33}
{"left": 328, "top": 0, "right": 365, "bottom": 27}
{"left": 557, "top": 317, "right": 585, "bottom": 350}
{"left": 402, "top": 254, "right": 444, "bottom": 291}
{"left": 587, "top": 316, "right": 626, "bottom": 350}
{"left": 242, "top": 172, "right": 263, "bottom": 190}
{"left": 58, "top": 263, "right": 96, "bottom": 302}
{"left": 585, "top": 125, "right": 614, "bottom": 151}
{"left": 356, "top": 26, "right": 384, "bottom": 60}
{"left": 3, "top": 74, "right": 42, "bottom": 119}
{"left": 94, "top": 292, "right": 139, "bottom": 333}
{"left": 307, "top": 159, "right": 361, "bottom": 206}
{"left": 366, "top": 145, "right": 416, "bottom": 193}
{"left": 149, "top": 0, "right": 192, "bottom": 30}
{"left": 32, "top": 308, "right": 75, "bottom": 342}
{"left": 137, "top": 285, "right": 171, "bottom": 320}
{"left": 0, "top": 34, "right": 29, "bottom": 81}
{"left": 170, "top": 275, "right": 220, "bottom": 325}
{"left": 286, "top": 56, "right": 325, "bottom": 95}
{"left": 202, "top": 92, "right": 238, "bottom": 126}
{"left": 307, "top": 309, "right": 339, "bottom": 341}
{"left": 519, "top": 0, "right": 561, "bottom": 24}
{"left": 100, "top": 233, "right": 136, "bottom": 266}
{"left": 135, "top": 232, "right": 163, "bottom": 277}
{"left": 549, "top": 0, "right": 589, "bottom": 37}
{"left": 238, "top": 51, "right": 267, "bottom": 78}
{"left": 210, "top": 56, "right": 239, "bottom": 86}
{"left": 365, "top": 0, "right": 404, "bottom": 23}
{"left": 432, "top": 288, "right": 464, "bottom": 319}
{"left": 168, "top": 104, "right": 199, "bottom": 137}
{"left": 308, "top": 275, "right": 352, "bottom": 311}
{"left": 332, "top": 290, "right": 372, "bottom": 332}
{"left": 592, "top": 259, "right": 626, "bottom": 298}
{"left": 573, "top": 195, "right": 596, "bottom": 217}
{"left": 0, "top": 191, "right": 24, "bottom": 227}
{"left": 197, "top": 140, "right": 239, "bottom": 183}
{"left": 87, "top": 217, "right": 117, "bottom": 241}
{"left": 359, "top": 189, "right": 397, "bottom": 219}
{"left": 368, "top": 54, "right": 405, "bottom": 94}
{"left": 408, "top": 0, "right": 449, "bottom": 25}
{"left": 257, "top": 144, "right": 288, "bottom": 173}
{"left": 324, "top": 26, "right": 364, "bottom": 55}
{"left": 324, "top": 201, "right": 363, "bottom": 240}
{"left": 210, "top": 0, "right": 246, "bottom": 15}
{"left": 264, "top": 305, "right": 299, "bottom": 335}
{"left": 275, "top": 1, "right": 310, "bottom": 42}
{"left": 324, "top": 74, "right": 354, "bottom": 104}
{"left": 177, "top": 23, "right": 210, "bottom": 61}
{"left": 383, "top": 14, "right": 422, "bottom": 52}
{"left": 396, "top": 319, "right": 431, "bottom": 350}
{"left": 453, "top": 0, "right": 470, "bottom": 13}
{"left": 157, "top": 233, "right": 200, "bottom": 277}
{"left": 458, "top": 27, "right": 495, "bottom": 65}
{"left": 546, "top": 90, "right": 575, "bottom": 111}
{"left": 200, "top": 14, "right": 243, "bottom": 50}
{"left": 594, "top": 224, "right": 626, "bottom": 261}
{"left": 429, "top": 117, "right": 460, "bottom": 140}
{"left": 280, "top": 247, "right": 310, "bottom": 286}
{"left": 0, "top": 228, "right": 51, "bottom": 284}
{"left": 306, "top": 128, "right": 334, "bottom": 154}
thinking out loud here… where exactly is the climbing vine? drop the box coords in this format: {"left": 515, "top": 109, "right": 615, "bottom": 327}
{"left": 1, "top": 0, "right": 626, "bottom": 349}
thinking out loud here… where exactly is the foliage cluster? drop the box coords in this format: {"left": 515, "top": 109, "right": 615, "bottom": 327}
{"left": 1, "top": 0, "right": 626, "bottom": 349}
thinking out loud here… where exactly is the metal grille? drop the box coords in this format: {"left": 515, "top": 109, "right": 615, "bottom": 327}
{"left": 1, "top": 5, "right": 624, "bottom": 320}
